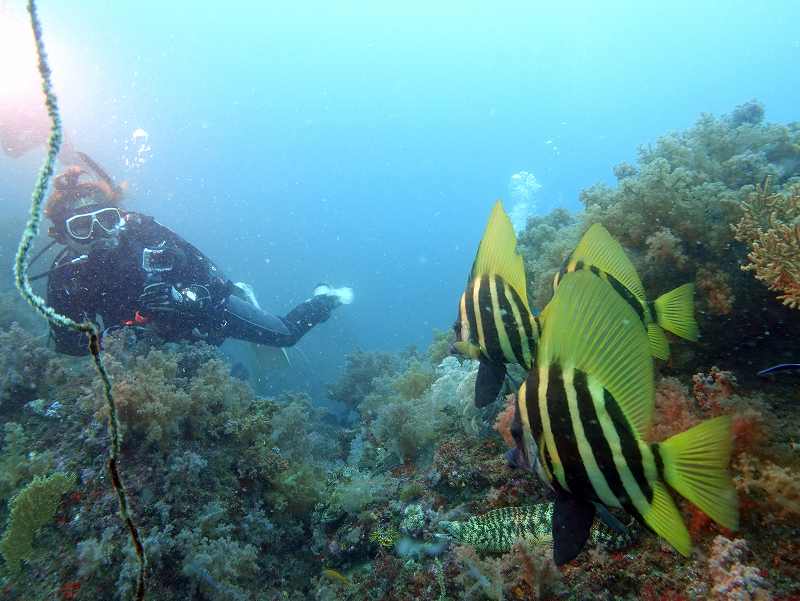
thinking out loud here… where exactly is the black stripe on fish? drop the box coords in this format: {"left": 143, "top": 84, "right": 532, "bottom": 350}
{"left": 570, "top": 262, "right": 648, "bottom": 327}
{"left": 603, "top": 272, "right": 647, "bottom": 326}
{"left": 523, "top": 367, "right": 543, "bottom": 442}
{"left": 465, "top": 280, "right": 480, "bottom": 354}
{"left": 604, "top": 388, "right": 653, "bottom": 504}
{"left": 573, "top": 370, "right": 629, "bottom": 504}
{"left": 495, "top": 277, "right": 527, "bottom": 367}
{"left": 478, "top": 276, "right": 505, "bottom": 363}
{"left": 546, "top": 367, "right": 595, "bottom": 497}
{"left": 508, "top": 280, "right": 537, "bottom": 367}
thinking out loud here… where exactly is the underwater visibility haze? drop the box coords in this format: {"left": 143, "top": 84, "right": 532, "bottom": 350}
{"left": 1, "top": 1, "right": 799, "bottom": 599}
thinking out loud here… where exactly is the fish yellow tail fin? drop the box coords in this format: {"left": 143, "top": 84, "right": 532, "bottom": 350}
{"left": 658, "top": 415, "right": 739, "bottom": 532}
{"left": 653, "top": 283, "right": 699, "bottom": 342}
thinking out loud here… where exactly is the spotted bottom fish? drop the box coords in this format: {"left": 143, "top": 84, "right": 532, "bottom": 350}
{"left": 438, "top": 504, "right": 637, "bottom": 554}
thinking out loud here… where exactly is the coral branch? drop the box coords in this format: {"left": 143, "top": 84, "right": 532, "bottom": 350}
{"left": 733, "top": 180, "right": 800, "bottom": 309}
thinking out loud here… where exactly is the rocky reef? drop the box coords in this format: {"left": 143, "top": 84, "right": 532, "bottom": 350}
{"left": 1, "top": 103, "right": 799, "bottom": 600}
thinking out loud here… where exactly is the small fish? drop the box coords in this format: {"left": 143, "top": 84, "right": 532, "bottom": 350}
{"left": 321, "top": 568, "right": 351, "bottom": 587}
{"left": 516, "top": 270, "right": 737, "bottom": 565}
{"left": 438, "top": 504, "right": 637, "bottom": 554}
{"left": 45, "top": 401, "right": 62, "bottom": 417}
{"left": 758, "top": 363, "right": 800, "bottom": 376}
{"left": 553, "top": 223, "right": 698, "bottom": 360}
{"left": 453, "top": 201, "right": 540, "bottom": 407}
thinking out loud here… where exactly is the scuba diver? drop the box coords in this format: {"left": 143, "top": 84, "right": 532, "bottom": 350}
{"left": 36, "top": 152, "right": 351, "bottom": 356}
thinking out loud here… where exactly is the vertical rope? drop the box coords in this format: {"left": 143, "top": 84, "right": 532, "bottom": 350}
{"left": 14, "top": 2, "right": 146, "bottom": 598}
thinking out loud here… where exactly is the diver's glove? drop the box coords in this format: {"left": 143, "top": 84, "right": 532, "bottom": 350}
{"left": 313, "top": 284, "right": 354, "bottom": 307}
{"left": 308, "top": 283, "right": 353, "bottom": 322}
{"left": 139, "top": 282, "right": 211, "bottom": 318}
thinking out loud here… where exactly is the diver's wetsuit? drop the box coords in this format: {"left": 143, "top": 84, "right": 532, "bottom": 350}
{"left": 46, "top": 211, "right": 336, "bottom": 356}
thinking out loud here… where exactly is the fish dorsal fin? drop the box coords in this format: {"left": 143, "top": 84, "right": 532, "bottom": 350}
{"left": 470, "top": 200, "right": 530, "bottom": 311}
{"left": 539, "top": 270, "right": 654, "bottom": 437}
{"left": 569, "top": 224, "right": 646, "bottom": 304}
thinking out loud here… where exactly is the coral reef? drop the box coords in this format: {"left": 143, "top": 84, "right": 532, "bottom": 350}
{"left": 0, "top": 318, "right": 797, "bottom": 600}
{"left": 733, "top": 181, "right": 800, "bottom": 309}
{"left": 0, "top": 422, "right": 53, "bottom": 502}
{"left": 328, "top": 350, "right": 399, "bottom": 409}
{"left": 0, "top": 323, "right": 57, "bottom": 412}
{"left": 454, "top": 540, "right": 563, "bottom": 601}
{"left": 734, "top": 454, "right": 800, "bottom": 519}
{"left": 3, "top": 101, "right": 800, "bottom": 600}
{"left": 518, "top": 101, "right": 800, "bottom": 372}
{"left": 708, "top": 535, "right": 771, "bottom": 600}
{"left": 0, "top": 472, "right": 75, "bottom": 575}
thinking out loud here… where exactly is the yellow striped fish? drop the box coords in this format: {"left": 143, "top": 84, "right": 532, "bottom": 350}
{"left": 516, "top": 270, "right": 737, "bottom": 565}
{"left": 553, "top": 223, "right": 698, "bottom": 360}
{"left": 453, "top": 201, "right": 540, "bottom": 407}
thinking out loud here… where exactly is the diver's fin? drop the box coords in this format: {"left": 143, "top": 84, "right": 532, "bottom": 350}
{"left": 226, "top": 294, "right": 291, "bottom": 336}
{"left": 658, "top": 415, "right": 739, "bottom": 532}
{"left": 553, "top": 494, "right": 596, "bottom": 565}
{"left": 653, "top": 283, "right": 698, "bottom": 341}
{"left": 646, "top": 322, "right": 671, "bottom": 361}
{"left": 758, "top": 363, "right": 800, "bottom": 376}
{"left": 538, "top": 270, "right": 654, "bottom": 437}
{"left": 474, "top": 360, "right": 507, "bottom": 408}
{"left": 567, "top": 223, "right": 646, "bottom": 303}
{"left": 470, "top": 201, "right": 530, "bottom": 312}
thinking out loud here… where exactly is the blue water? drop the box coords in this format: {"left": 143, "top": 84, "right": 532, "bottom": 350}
{"left": 2, "top": 0, "right": 799, "bottom": 394}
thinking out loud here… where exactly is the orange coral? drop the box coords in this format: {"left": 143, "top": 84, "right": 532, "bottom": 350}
{"left": 696, "top": 265, "right": 735, "bottom": 315}
{"left": 692, "top": 367, "right": 736, "bottom": 413}
{"left": 733, "top": 180, "right": 800, "bottom": 309}
{"left": 494, "top": 393, "right": 517, "bottom": 449}
{"left": 645, "top": 227, "right": 688, "bottom": 268}
{"left": 734, "top": 453, "right": 800, "bottom": 519}
{"left": 687, "top": 504, "right": 712, "bottom": 537}
{"left": 730, "top": 409, "right": 764, "bottom": 454}
{"left": 649, "top": 377, "right": 701, "bottom": 442}
{"left": 59, "top": 581, "right": 81, "bottom": 601}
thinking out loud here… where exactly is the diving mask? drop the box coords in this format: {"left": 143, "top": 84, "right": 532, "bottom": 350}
{"left": 64, "top": 207, "right": 125, "bottom": 240}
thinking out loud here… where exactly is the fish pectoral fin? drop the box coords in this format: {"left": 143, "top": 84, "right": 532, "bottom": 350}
{"left": 474, "top": 360, "right": 507, "bottom": 408}
{"left": 453, "top": 340, "right": 482, "bottom": 360}
{"left": 553, "top": 494, "right": 596, "bottom": 566}
{"left": 593, "top": 502, "right": 628, "bottom": 536}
